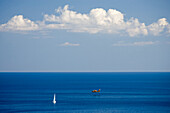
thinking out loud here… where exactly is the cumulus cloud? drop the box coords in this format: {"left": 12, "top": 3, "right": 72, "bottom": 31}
{"left": 126, "top": 18, "right": 148, "bottom": 37}
{"left": 60, "top": 42, "right": 80, "bottom": 46}
{"left": 0, "top": 15, "right": 38, "bottom": 31}
{"left": 44, "top": 5, "right": 126, "bottom": 34}
{"left": 148, "top": 18, "right": 168, "bottom": 36}
{"left": 112, "top": 41, "right": 159, "bottom": 46}
{"left": 43, "top": 5, "right": 169, "bottom": 36}
{"left": 0, "top": 5, "right": 169, "bottom": 37}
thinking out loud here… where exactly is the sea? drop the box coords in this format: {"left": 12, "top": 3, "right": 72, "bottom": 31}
{"left": 0, "top": 72, "right": 170, "bottom": 113}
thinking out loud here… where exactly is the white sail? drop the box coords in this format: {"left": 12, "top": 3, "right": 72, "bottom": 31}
{"left": 53, "top": 94, "right": 56, "bottom": 104}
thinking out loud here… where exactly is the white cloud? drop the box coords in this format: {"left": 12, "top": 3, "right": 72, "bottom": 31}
{"left": 0, "top": 15, "right": 38, "bottom": 31}
{"left": 44, "top": 5, "right": 126, "bottom": 34}
{"left": 126, "top": 18, "right": 148, "bottom": 37}
{"left": 43, "top": 5, "right": 169, "bottom": 36}
{"left": 148, "top": 18, "right": 169, "bottom": 36}
{"left": 113, "top": 41, "right": 159, "bottom": 46}
{"left": 60, "top": 42, "right": 80, "bottom": 46}
{"left": 0, "top": 5, "right": 169, "bottom": 37}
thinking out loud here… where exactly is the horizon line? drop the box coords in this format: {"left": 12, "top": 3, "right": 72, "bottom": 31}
{"left": 0, "top": 70, "right": 170, "bottom": 73}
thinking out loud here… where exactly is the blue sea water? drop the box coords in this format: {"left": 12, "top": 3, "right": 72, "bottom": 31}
{"left": 0, "top": 72, "right": 170, "bottom": 113}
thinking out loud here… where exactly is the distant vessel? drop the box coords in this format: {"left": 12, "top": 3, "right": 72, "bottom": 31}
{"left": 53, "top": 94, "right": 56, "bottom": 104}
{"left": 92, "top": 89, "right": 100, "bottom": 93}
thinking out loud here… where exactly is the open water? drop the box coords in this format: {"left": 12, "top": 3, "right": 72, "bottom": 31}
{"left": 0, "top": 72, "right": 170, "bottom": 113}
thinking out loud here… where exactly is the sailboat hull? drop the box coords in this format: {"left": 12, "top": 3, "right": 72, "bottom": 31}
{"left": 53, "top": 101, "right": 56, "bottom": 104}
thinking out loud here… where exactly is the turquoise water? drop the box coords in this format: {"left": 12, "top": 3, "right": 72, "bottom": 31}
{"left": 0, "top": 72, "right": 170, "bottom": 113}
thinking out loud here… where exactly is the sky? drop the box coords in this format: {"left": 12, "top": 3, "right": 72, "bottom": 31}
{"left": 0, "top": 0, "right": 170, "bottom": 72}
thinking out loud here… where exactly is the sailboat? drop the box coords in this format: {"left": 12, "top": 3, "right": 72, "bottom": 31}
{"left": 53, "top": 94, "right": 56, "bottom": 104}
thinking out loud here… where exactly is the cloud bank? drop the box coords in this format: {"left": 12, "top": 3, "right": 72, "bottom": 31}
{"left": 0, "top": 5, "right": 169, "bottom": 37}
{"left": 113, "top": 41, "right": 159, "bottom": 46}
{"left": 60, "top": 42, "right": 80, "bottom": 46}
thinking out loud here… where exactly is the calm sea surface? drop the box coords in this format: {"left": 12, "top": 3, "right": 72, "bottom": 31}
{"left": 0, "top": 72, "right": 170, "bottom": 113}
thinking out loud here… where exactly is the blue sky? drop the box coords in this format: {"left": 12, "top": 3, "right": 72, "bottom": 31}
{"left": 0, "top": 0, "right": 170, "bottom": 72}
